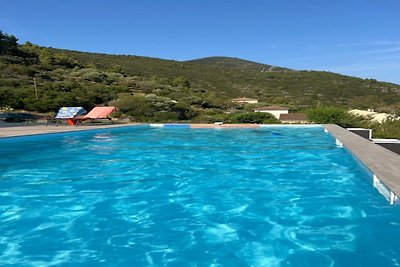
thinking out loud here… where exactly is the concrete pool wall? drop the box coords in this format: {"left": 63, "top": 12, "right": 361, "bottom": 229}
{"left": 324, "top": 124, "right": 400, "bottom": 205}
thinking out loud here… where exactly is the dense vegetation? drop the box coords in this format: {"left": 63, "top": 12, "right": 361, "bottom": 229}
{"left": 307, "top": 106, "right": 400, "bottom": 138}
{"left": 307, "top": 106, "right": 367, "bottom": 128}
{"left": 0, "top": 30, "right": 399, "bottom": 137}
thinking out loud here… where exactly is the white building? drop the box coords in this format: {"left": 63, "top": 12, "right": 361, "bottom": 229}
{"left": 253, "top": 106, "right": 289, "bottom": 119}
{"left": 232, "top": 97, "right": 259, "bottom": 104}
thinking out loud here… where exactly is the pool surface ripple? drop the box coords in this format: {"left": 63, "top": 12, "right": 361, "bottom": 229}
{"left": 0, "top": 126, "right": 399, "bottom": 266}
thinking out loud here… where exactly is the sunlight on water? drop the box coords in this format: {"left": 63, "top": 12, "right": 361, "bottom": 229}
{"left": 0, "top": 126, "right": 400, "bottom": 266}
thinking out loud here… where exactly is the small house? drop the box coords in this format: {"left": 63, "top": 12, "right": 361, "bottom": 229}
{"left": 232, "top": 97, "right": 259, "bottom": 104}
{"left": 279, "top": 113, "right": 309, "bottom": 124}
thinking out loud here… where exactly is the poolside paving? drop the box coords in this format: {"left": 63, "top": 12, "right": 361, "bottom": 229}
{"left": 0, "top": 123, "right": 140, "bottom": 138}
{"left": 325, "top": 124, "right": 400, "bottom": 204}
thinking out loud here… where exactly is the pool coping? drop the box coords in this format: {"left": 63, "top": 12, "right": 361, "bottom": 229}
{"left": 0, "top": 123, "right": 144, "bottom": 138}
{"left": 324, "top": 124, "right": 400, "bottom": 204}
{"left": 149, "top": 123, "right": 322, "bottom": 128}
{"left": 0, "top": 123, "right": 320, "bottom": 138}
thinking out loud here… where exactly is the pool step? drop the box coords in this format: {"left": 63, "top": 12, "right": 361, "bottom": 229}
{"left": 373, "top": 175, "right": 399, "bottom": 205}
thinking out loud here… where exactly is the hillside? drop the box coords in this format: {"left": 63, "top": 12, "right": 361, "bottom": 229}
{"left": 1, "top": 30, "right": 400, "bottom": 123}
{"left": 185, "top": 56, "right": 291, "bottom": 72}
{"left": 54, "top": 50, "right": 400, "bottom": 108}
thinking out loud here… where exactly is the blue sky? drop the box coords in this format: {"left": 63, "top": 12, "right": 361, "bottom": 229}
{"left": 1, "top": 0, "right": 399, "bottom": 84}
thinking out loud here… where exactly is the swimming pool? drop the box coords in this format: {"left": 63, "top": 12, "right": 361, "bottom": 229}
{"left": 0, "top": 126, "right": 399, "bottom": 266}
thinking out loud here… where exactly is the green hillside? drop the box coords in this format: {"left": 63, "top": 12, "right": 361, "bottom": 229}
{"left": 1, "top": 30, "right": 400, "bottom": 123}
{"left": 54, "top": 51, "right": 400, "bottom": 109}
{"left": 185, "top": 56, "right": 291, "bottom": 72}
{"left": 58, "top": 51, "right": 400, "bottom": 109}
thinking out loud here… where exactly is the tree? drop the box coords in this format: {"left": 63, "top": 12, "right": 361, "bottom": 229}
{"left": 0, "top": 30, "right": 18, "bottom": 55}
{"left": 39, "top": 48, "right": 55, "bottom": 65}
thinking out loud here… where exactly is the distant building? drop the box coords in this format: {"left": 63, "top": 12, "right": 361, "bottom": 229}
{"left": 253, "top": 106, "right": 289, "bottom": 119}
{"left": 232, "top": 97, "right": 259, "bottom": 104}
{"left": 279, "top": 113, "right": 309, "bottom": 124}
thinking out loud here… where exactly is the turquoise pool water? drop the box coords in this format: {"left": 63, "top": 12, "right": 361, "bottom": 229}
{"left": 0, "top": 126, "right": 399, "bottom": 266}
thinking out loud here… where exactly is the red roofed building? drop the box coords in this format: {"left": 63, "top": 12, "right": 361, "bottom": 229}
{"left": 279, "top": 113, "right": 309, "bottom": 123}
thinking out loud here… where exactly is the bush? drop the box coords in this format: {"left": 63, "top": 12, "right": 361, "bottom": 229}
{"left": 171, "top": 76, "right": 190, "bottom": 88}
{"left": 82, "top": 70, "right": 107, "bottom": 82}
{"left": 54, "top": 53, "right": 78, "bottom": 68}
{"left": 232, "top": 112, "right": 279, "bottom": 124}
{"left": 110, "top": 94, "right": 156, "bottom": 118}
{"left": 173, "top": 103, "right": 197, "bottom": 120}
{"left": 107, "top": 64, "right": 124, "bottom": 74}
{"left": 152, "top": 111, "right": 180, "bottom": 122}
{"left": 105, "top": 72, "right": 124, "bottom": 84}
{"left": 370, "top": 119, "right": 400, "bottom": 139}
{"left": 307, "top": 106, "right": 366, "bottom": 127}
{"left": 197, "top": 113, "right": 231, "bottom": 123}
{"left": 39, "top": 48, "right": 54, "bottom": 65}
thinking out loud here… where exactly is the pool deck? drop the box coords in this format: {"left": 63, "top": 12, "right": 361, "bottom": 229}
{"left": 324, "top": 124, "right": 400, "bottom": 204}
{"left": 0, "top": 123, "right": 141, "bottom": 138}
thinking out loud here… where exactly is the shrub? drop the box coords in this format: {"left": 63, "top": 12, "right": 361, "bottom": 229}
{"left": 171, "top": 76, "right": 190, "bottom": 88}
{"left": 107, "top": 64, "right": 124, "bottom": 74}
{"left": 307, "top": 106, "right": 366, "bottom": 127}
{"left": 110, "top": 94, "right": 156, "bottom": 117}
{"left": 232, "top": 112, "right": 279, "bottom": 124}
{"left": 82, "top": 70, "right": 107, "bottom": 82}
{"left": 105, "top": 72, "right": 124, "bottom": 84}
{"left": 152, "top": 111, "right": 180, "bottom": 122}
{"left": 39, "top": 48, "right": 54, "bottom": 65}
{"left": 172, "top": 103, "right": 197, "bottom": 120}
{"left": 370, "top": 119, "right": 400, "bottom": 139}
{"left": 54, "top": 53, "right": 78, "bottom": 68}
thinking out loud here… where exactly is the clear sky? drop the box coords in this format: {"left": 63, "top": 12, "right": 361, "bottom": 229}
{"left": 1, "top": 0, "right": 399, "bottom": 84}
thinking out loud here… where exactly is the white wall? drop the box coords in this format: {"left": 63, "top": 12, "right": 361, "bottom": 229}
{"left": 234, "top": 100, "right": 259, "bottom": 104}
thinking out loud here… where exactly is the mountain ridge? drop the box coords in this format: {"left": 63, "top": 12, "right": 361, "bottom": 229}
{"left": 185, "top": 56, "right": 292, "bottom": 72}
